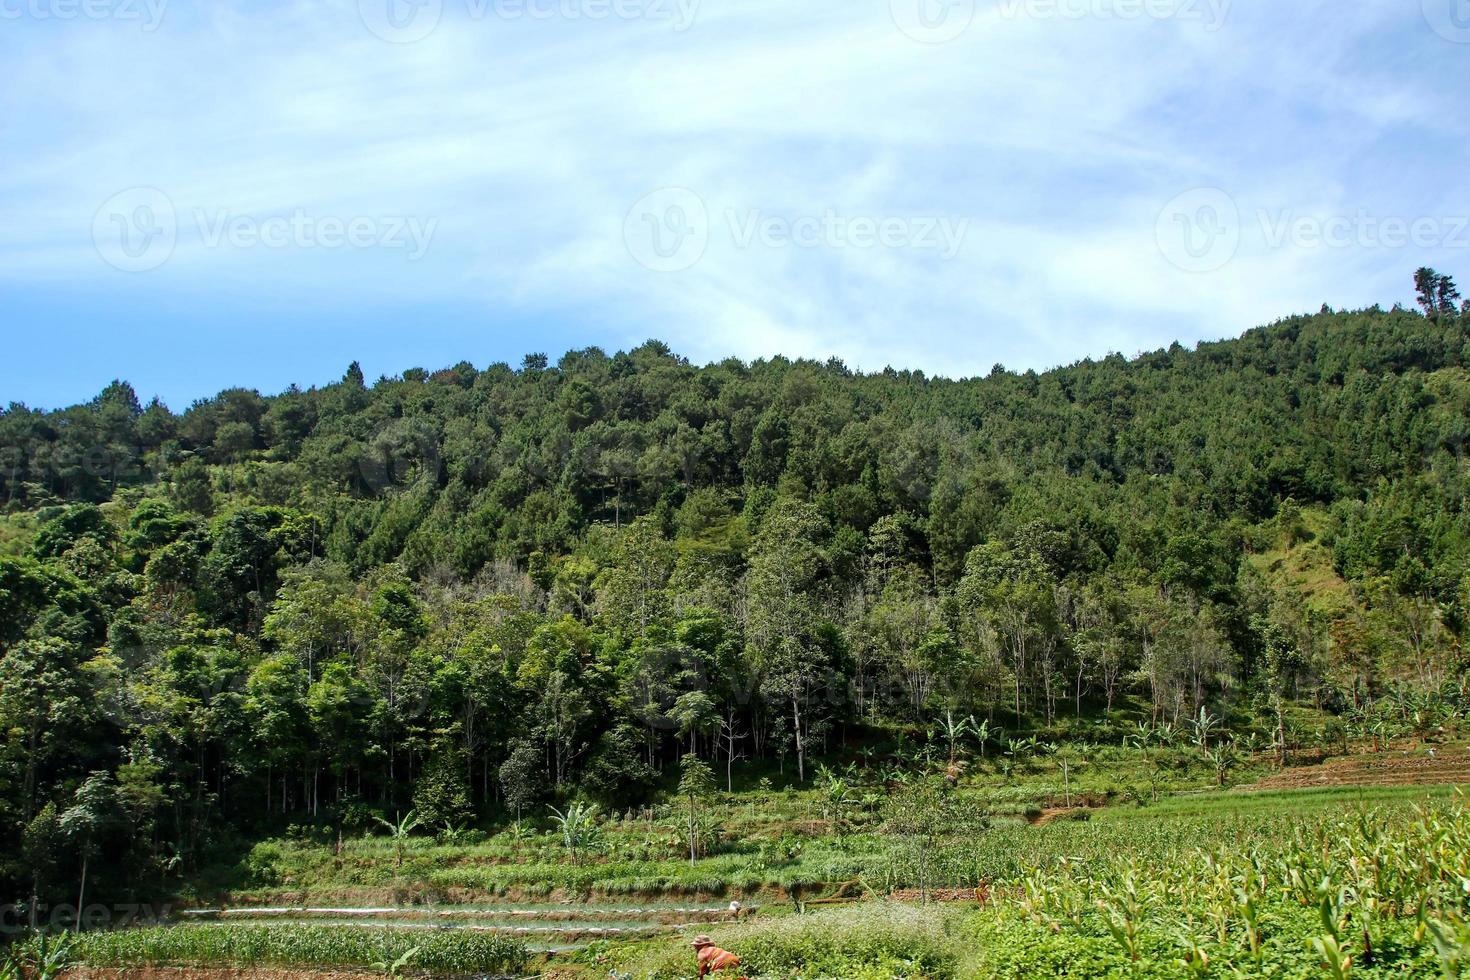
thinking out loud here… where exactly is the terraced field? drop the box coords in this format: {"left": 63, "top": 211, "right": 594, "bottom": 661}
{"left": 175, "top": 901, "right": 750, "bottom": 954}
{"left": 1248, "top": 748, "right": 1470, "bottom": 791}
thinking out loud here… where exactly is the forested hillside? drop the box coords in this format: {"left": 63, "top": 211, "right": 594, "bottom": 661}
{"left": 2, "top": 276, "right": 1469, "bottom": 910}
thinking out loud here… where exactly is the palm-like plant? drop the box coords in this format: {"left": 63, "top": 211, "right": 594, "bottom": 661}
{"left": 1205, "top": 740, "right": 1239, "bottom": 787}
{"left": 816, "top": 765, "right": 852, "bottom": 828}
{"left": 1190, "top": 707, "right": 1221, "bottom": 749}
{"left": 1128, "top": 724, "right": 1160, "bottom": 803}
{"left": 548, "top": 801, "right": 601, "bottom": 864}
{"left": 373, "top": 810, "right": 424, "bottom": 869}
{"left": 939, "top": 710, "right": 972, "bottom": 766}
{"left": 13, "top": 934, "right": 74, "bottom": 980}
{"left": 972, "top": 718, "right": 993, "bottom": 758}
{"left": 371, "top": 941, "right": 422, "bottom": 978}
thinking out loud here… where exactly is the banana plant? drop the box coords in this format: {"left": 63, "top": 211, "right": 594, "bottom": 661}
{"left": 1205, "top": 740, "right": 1239, "bottom": 787}
{"left": 373, "top": 810, "right": 424, "bottom": 869}
{"left": 372, "top": 943, "right": 422, "bottom": 978}
{"left": 548, "top": 801, "right": 602, "bottom": 865}
{"left": 1191, "top": 706, "right": 1221, "bottom": 749}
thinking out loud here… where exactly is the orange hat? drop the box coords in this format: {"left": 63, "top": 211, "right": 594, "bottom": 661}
{"left": 691, "top": 935, "right": 714, "bottom": 948}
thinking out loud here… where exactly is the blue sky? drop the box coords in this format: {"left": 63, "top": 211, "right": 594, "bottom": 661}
{"left": 2, "top": 0, "right": 1468, "bottom": 409}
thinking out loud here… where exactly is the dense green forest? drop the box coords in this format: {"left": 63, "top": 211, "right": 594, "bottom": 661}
{"left": 2, "top": 272, "right": 1469, "bottom": 914}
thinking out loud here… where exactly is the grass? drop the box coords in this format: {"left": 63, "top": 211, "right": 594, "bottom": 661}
{"left": 222, "top": 745, "right": 1464, "bottom": 904}
{"left": 56, "top": 746, "right": 1469, "bottom": 977}
{"left": 1110, "top": 782, "right": 1470, "bottom": 818}
{"left": 44, "top": 923, "right": 530, "bottom": 974}
{"left": 609, "top": 903, "right": 964, "bottom": 980}
{"left": 606, "top": 792, "right": 1470, "bottom": 979}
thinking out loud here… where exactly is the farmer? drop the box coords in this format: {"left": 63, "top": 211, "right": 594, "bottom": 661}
{"left": 691, "top": 934, "right": 747, "bottom": 979}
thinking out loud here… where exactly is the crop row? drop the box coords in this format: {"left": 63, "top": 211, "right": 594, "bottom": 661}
{"left": 32, "top": 924, "right": 529, "bottom": 975}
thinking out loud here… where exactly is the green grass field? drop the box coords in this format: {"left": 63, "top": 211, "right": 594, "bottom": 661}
{"left": 24, "top": 747, "right": 1470, "bottom": 980}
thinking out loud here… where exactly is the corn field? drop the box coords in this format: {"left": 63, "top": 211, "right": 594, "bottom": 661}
{"left": 36, "top": 924, "right": 529, "bottom": 975}
{"left": 989, "top": 796, "right": 1470, "bottom": 976}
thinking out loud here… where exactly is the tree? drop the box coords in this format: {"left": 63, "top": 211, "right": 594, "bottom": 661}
{"left": 1415, "top": 267, "right": 1441, "bottom": 318}
{"left": 595, "top": 516, "right": 674, "bottom": 637}
{"left": 21, "top": 803, "right": 62, "bottom": 930}
{"left": 59, "top": 774, "right": 118, "bottom": 931}
{"left": 882, "top": 778, "right": 986, "bottom": 904}
{"left": 1415, "top": 268, "right": 1462, "bottom": 321}
{"left": 746, "top": 499, "right": 834, "bottom": 783}
{"left": 413, "top": 750, "right": 472, "bottom": 830}
{"left": 580, "top": 725, "right": 657, "bottom": 808}
{"left": 1049, "top": 742, "right": 1083, "bottom": 808}
{"left": 1438, "top": 275, "right": 1462, "bottom": 318}
{"left": 715, "top": 714, "right": 747, "bottom": 794}
{"left": 498, "top": 739, "right": 541, "bottom": 822}
{"left": 670, "top": 691, "right": 718, "bottom": 757}
{"left": 169, "top": 458, "right": 215, "bottom": 515}
{"left": 307, "top": 659, "right": 373, "bottom": 809}
{"left": 1259, "top": 619, "right": 1305, "bottom": 767}
{"left": 518, "top": 618, "right": 594, "bottom": 788}
{"left": 677, "top": 753, "right": 716, "bottom": 865}
{"left": 0, "top": 638, "right": 101, "bottom": 824}
{"left": 956, "top": 542, "right": 1057, "bottom": 723}
{"left": 244, "top": 655, "right": 308, "bottom": 814}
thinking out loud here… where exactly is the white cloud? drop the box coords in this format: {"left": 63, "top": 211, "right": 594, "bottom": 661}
{"left": 1, "top": 0, "right": 1466, "bottom": 389}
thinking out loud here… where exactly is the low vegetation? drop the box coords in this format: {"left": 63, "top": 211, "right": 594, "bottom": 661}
{"left": 607, "top": 793, "right": 1470, "bottom": 979}
{"left": 31, "top": 924, "right": 528, "bottom": 975}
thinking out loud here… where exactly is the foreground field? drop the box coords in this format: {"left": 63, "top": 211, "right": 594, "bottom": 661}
{"left": 33, "top": 778, "right": 1470, "bottom": 979}
{"left": 604, "top": 791, "right": 1470, "bottom": 979}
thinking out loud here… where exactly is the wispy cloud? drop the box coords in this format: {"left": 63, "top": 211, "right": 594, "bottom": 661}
{"left": 1, "top": 1, "right": 1467, "bottom": 405}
